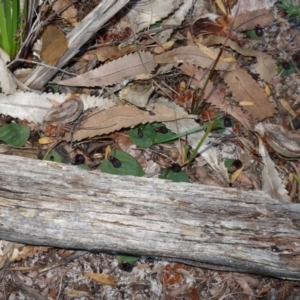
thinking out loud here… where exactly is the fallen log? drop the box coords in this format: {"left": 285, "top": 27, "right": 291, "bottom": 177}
{"left": 0, "top": 154, "right": 299, "bottom": 280}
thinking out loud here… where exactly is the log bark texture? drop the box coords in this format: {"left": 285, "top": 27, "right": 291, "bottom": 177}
{"left": 0, "top": 154, "right": 300, "bottom": 280}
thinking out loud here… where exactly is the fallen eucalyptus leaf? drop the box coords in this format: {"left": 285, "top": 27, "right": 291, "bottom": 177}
{"left": 65, "top": 104, "right": 196, "bottom": 142}
{"left": 57, "top": 52, "right": 157, "bottom": 87}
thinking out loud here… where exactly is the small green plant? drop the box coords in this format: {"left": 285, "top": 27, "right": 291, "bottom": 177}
{"left": 0, "top": 0, "right": 28, "bottom": 59}
{"left": 277, "top": 0, "right": 300, "bottom": 20}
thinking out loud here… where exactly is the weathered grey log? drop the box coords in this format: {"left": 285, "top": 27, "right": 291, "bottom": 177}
{"left": 23, "top": 0, "right": 130, "bottom": 89}
{"left": 0, "top": 154, "right": 300, "bottom": 280}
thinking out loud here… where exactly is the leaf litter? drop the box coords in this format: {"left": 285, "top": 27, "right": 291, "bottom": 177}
{"left": 1, "top": 0, "right": 300, "bottom": 298}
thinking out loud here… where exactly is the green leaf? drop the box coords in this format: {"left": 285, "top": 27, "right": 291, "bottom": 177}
{"left": 159, "top": 169, "right": 190, "bottom": 183}
{"left": 116, "top": 254, "right": 140, "bottom": 265}
{"left": 277, "top": 63, "right": 296, "bottom": 77}
{"left": 0, "top": 123, "right": 30, "bottom": 147}
{"left": 101, "top": 149, "right": 145, "bottom": 177}
{"left": 78, "top": 164, "right": 91, "bottom": 170}
{"left": 44, "top": 151, "right": 62, "bottom": 163}
{"left": 224, "top": 158, "right": 235, "bottom": 169}
{"left": 152, "top": 122, "right": 177, "bottom": 144}
{"left": 129, "top": 124, "right": 155, "bottom": 147}
{"left": 246, "top": 29, "right": 263, "bottom": 40}
{"left": 294, "top": 174, "right": 300, "bottom": 186}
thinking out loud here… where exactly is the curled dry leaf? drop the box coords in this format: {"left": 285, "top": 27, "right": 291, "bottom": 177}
{"left": 65, "top": 104, "right": 196, "bottom": 142}
{"left": 255, "top": 123, "right": 300, "bottom": 158}
{"left": 155, "top": 45, "right": 236, "bottom": 71}
{"left": 57, "top": 51, "right": 157, "bottom": 87}
{"left": 224, "top": 68, "right": 276, "bottom": 120}
{"left": 43, "top": 95, "right": 84, "bottom": 124}
{"left": 119, "top": 83, "right": 154, "bottom": 108}
{"left": 258, "top": 137, "right": 291, "bottom": 202}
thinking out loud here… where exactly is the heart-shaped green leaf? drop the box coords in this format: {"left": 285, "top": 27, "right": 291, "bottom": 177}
{"left": 152, "top": 122, "right": 177, "bottom": 143}
{"left": 116, "top": 254, "right": 140, "bottom": 265}
{"left": 44, "top": 151, "right": 62, "bottom": 163}
{"left": 101, "top": 149, "right": 145, "bottom": 177}
{"left": 0, "top": 123, "right": 30, "bottom": 147}
{"left": 159, "top": 169, "right": 190, "bottom": 183}
{"left": 129, "top": 123, "right": 155, "bottom": 147}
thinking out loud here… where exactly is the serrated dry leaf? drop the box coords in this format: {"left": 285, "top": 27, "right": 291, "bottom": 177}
{"left": 224, "top": 68, "right": 276, "bottom": 120}
{"left": 57, "top": 52, "right": 157, "bottom": 87}
{"left": 155, "top": 45, "right": 236, "bottom": 71}
{"left": 179, "top": 62, "right": 250, "bottom": 129}
{"left": 84, "top": 272, "right": 116, "bottom": 287}
{"left": 202, "top": 36, "right": 277, "bottom": 82}
{"left": 41, "top": 25, "right": 68, "bottom": 66}
{"left": 258, "top": 137, "right": 291, "bottom": 202}
{"left": 156, "top": 0, "right": 195, "bottom": 43}
{"left": 127, "top": 0, "right": 183, "bottom": 33}
{"left": 0, "top": 92, "right": 114, "bottom": 123}
{"left": 65, "top": 103, "right": 196, "bottom": 141}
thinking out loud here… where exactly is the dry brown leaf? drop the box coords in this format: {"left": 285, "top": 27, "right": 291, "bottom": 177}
{"left": 179, "top": 63, "right": 251, "bottom": 129}
{"left": 65, "top": 104, "right": 196, "bottom": 141}
{"left": 127, "top": 0, "right": 183, "bottom": 33}
{"left": 0, "top": 241, "right": 16, "bottom": 269}
{"left": 84, "top": 272, "right": 116, "bottom": 287}
{"left": 224, "top": 68, "right": 276, "bottom": 120}
{"left": 119, "top": 83, "right": 154, "bottom": 107}
{"left": 85, "top": 45, "right": 146, "bottom": 62}
{"left": 235, "top": 278, "right": 254, "bottom": 296}
{"left": 155, "top": 45, "right": 236, "bottom": 71}
{"left": 232, "top": 0, "right": 276, "bottom": 14}
{"left": 57, "top": 52, "right": 157, "bottom": 87}
{"left": 52, "top": 0, "right": 78, "bottom": 25}
{"left": 202, "top": 36, "right": 277, "bottom": 82}
{"left": 233, "top": 8, "right": 275, "bottom": 31}
{"left": 10, "top": 245, "right": 50, "bottom": 262}
{"left": 41, "top": 25, "right": 68, "bottom": 66}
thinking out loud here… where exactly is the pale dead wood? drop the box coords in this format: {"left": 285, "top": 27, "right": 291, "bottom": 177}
{"left": 23, "top": 0, "right": 130, "bottom": 89}
{"left": 0, "top": 154, "right": 300, "bottom": 280}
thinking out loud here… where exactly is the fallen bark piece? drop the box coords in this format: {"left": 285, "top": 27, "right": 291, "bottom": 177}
{"left": 0, "top": 154, "right": 300, "bottom": 280}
